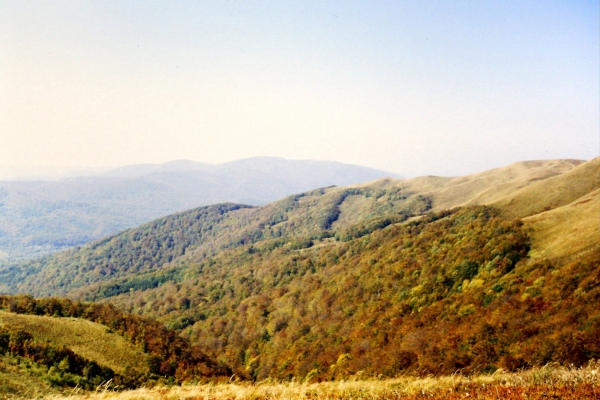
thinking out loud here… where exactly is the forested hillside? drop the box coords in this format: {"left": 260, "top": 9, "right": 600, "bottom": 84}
{"left": 99, "top": 207, "right": 599, "bottom": 380}
{"left": 0, "top": 184, "right": 431, "bottom": 297}
{"left": 0, "top": 157, "right": 597, "bottom": 384}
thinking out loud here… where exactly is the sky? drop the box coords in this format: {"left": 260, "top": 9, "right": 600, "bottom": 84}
{"left": 1, "top": 1, "right": 598, "bottom": 178}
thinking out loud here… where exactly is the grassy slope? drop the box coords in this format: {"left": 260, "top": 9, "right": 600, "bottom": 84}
{"left": 392, "top": 157, "right": 599, "bottom": 262}
{"left": 523, "top": 188, "right": 600, "bottom": 260}
{"left": 319, "top": 159, "right": 581, "bottom": 220}
{"left": 306, "top": 158, "right": 598, "bottom": 264}
{"left": 0, "top": 295, "right": 231, "bottom": 386}
{"left": 493, "top": 156, "right": 600, "bottom": 218}
{"left": 397, "top": 159, "right": 583, "bottom": 212}
{"left": 327, "top": 158, "right": 585, "bottom": 226}
{"left": 496, "top": 157, "right": 600, "bottom": 261}
{"left": 0, "top": 311, "right": 148, "bottom": 376}
{"left": 0, "top": 297, "right": 234, "bottom": 398}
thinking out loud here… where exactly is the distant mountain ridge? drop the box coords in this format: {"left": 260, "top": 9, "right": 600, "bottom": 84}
{"left": 101, "top": 159, "right": 214, "bottom": 178}
{"left": 0, "top": 157, "right": 398, "bottom": 259}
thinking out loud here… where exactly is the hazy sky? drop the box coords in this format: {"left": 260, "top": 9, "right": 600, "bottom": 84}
{"left": 1, "top": 1, "right": 598, "bottom": 177}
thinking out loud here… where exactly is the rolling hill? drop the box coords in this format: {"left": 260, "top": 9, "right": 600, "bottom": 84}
{"left": 0, "top": 295, "right": 229, "bottom": 397}
{"left": 0, "top": 310, "right": 149, "bottom": 377}
{"left": 0, "top": 157, "right": 597, "bottom": 384}
{"left": 0, "top": 157, "right": 398, "bottom": 259}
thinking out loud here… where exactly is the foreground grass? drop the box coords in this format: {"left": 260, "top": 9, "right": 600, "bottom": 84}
{"left": 50, "top": 362, "right": 599, "bottom": 400}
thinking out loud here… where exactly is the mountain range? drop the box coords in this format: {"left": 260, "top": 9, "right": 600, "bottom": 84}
{"left": 0, "top": 157, "right": 597, "bottom": 384}
{"left": 0, "top": 157, "right": 398, "bottom": 259}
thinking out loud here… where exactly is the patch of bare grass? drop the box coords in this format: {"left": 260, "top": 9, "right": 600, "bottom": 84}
{"left": 523, "top": 188, "right": 600, "bottom": 260}
{"left": 0, "top": 311, "right": 148, "bottom": 376}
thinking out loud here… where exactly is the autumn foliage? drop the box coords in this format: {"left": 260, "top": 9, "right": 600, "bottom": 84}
{"left": 92, "top": 206, "right": 599, "bottom": 381}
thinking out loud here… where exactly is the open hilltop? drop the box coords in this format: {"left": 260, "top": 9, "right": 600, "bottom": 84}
{"left": 0, "top": 157, "right": 597, "bottom": 398}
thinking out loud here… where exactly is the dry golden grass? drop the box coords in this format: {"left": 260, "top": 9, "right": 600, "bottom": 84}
{"left": 329, "top": 159, "right": 583, "bottom": 231}
{"left": 345, "top": 158, "right": 584, "bottom": 214}
{"left": 47, "top": 362, "right": 600, "bottom": 400}
{"left": 524, "top": 188, "right": 600, "bottom": 260}
{"left": 0, "top": 311, "right": 149, "bottom": 376}
{"left": 401, "top": 159, "right": 583, "bottom": 212}
{"left": 494, "top": 156, "right": 600, "bottom": 218}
